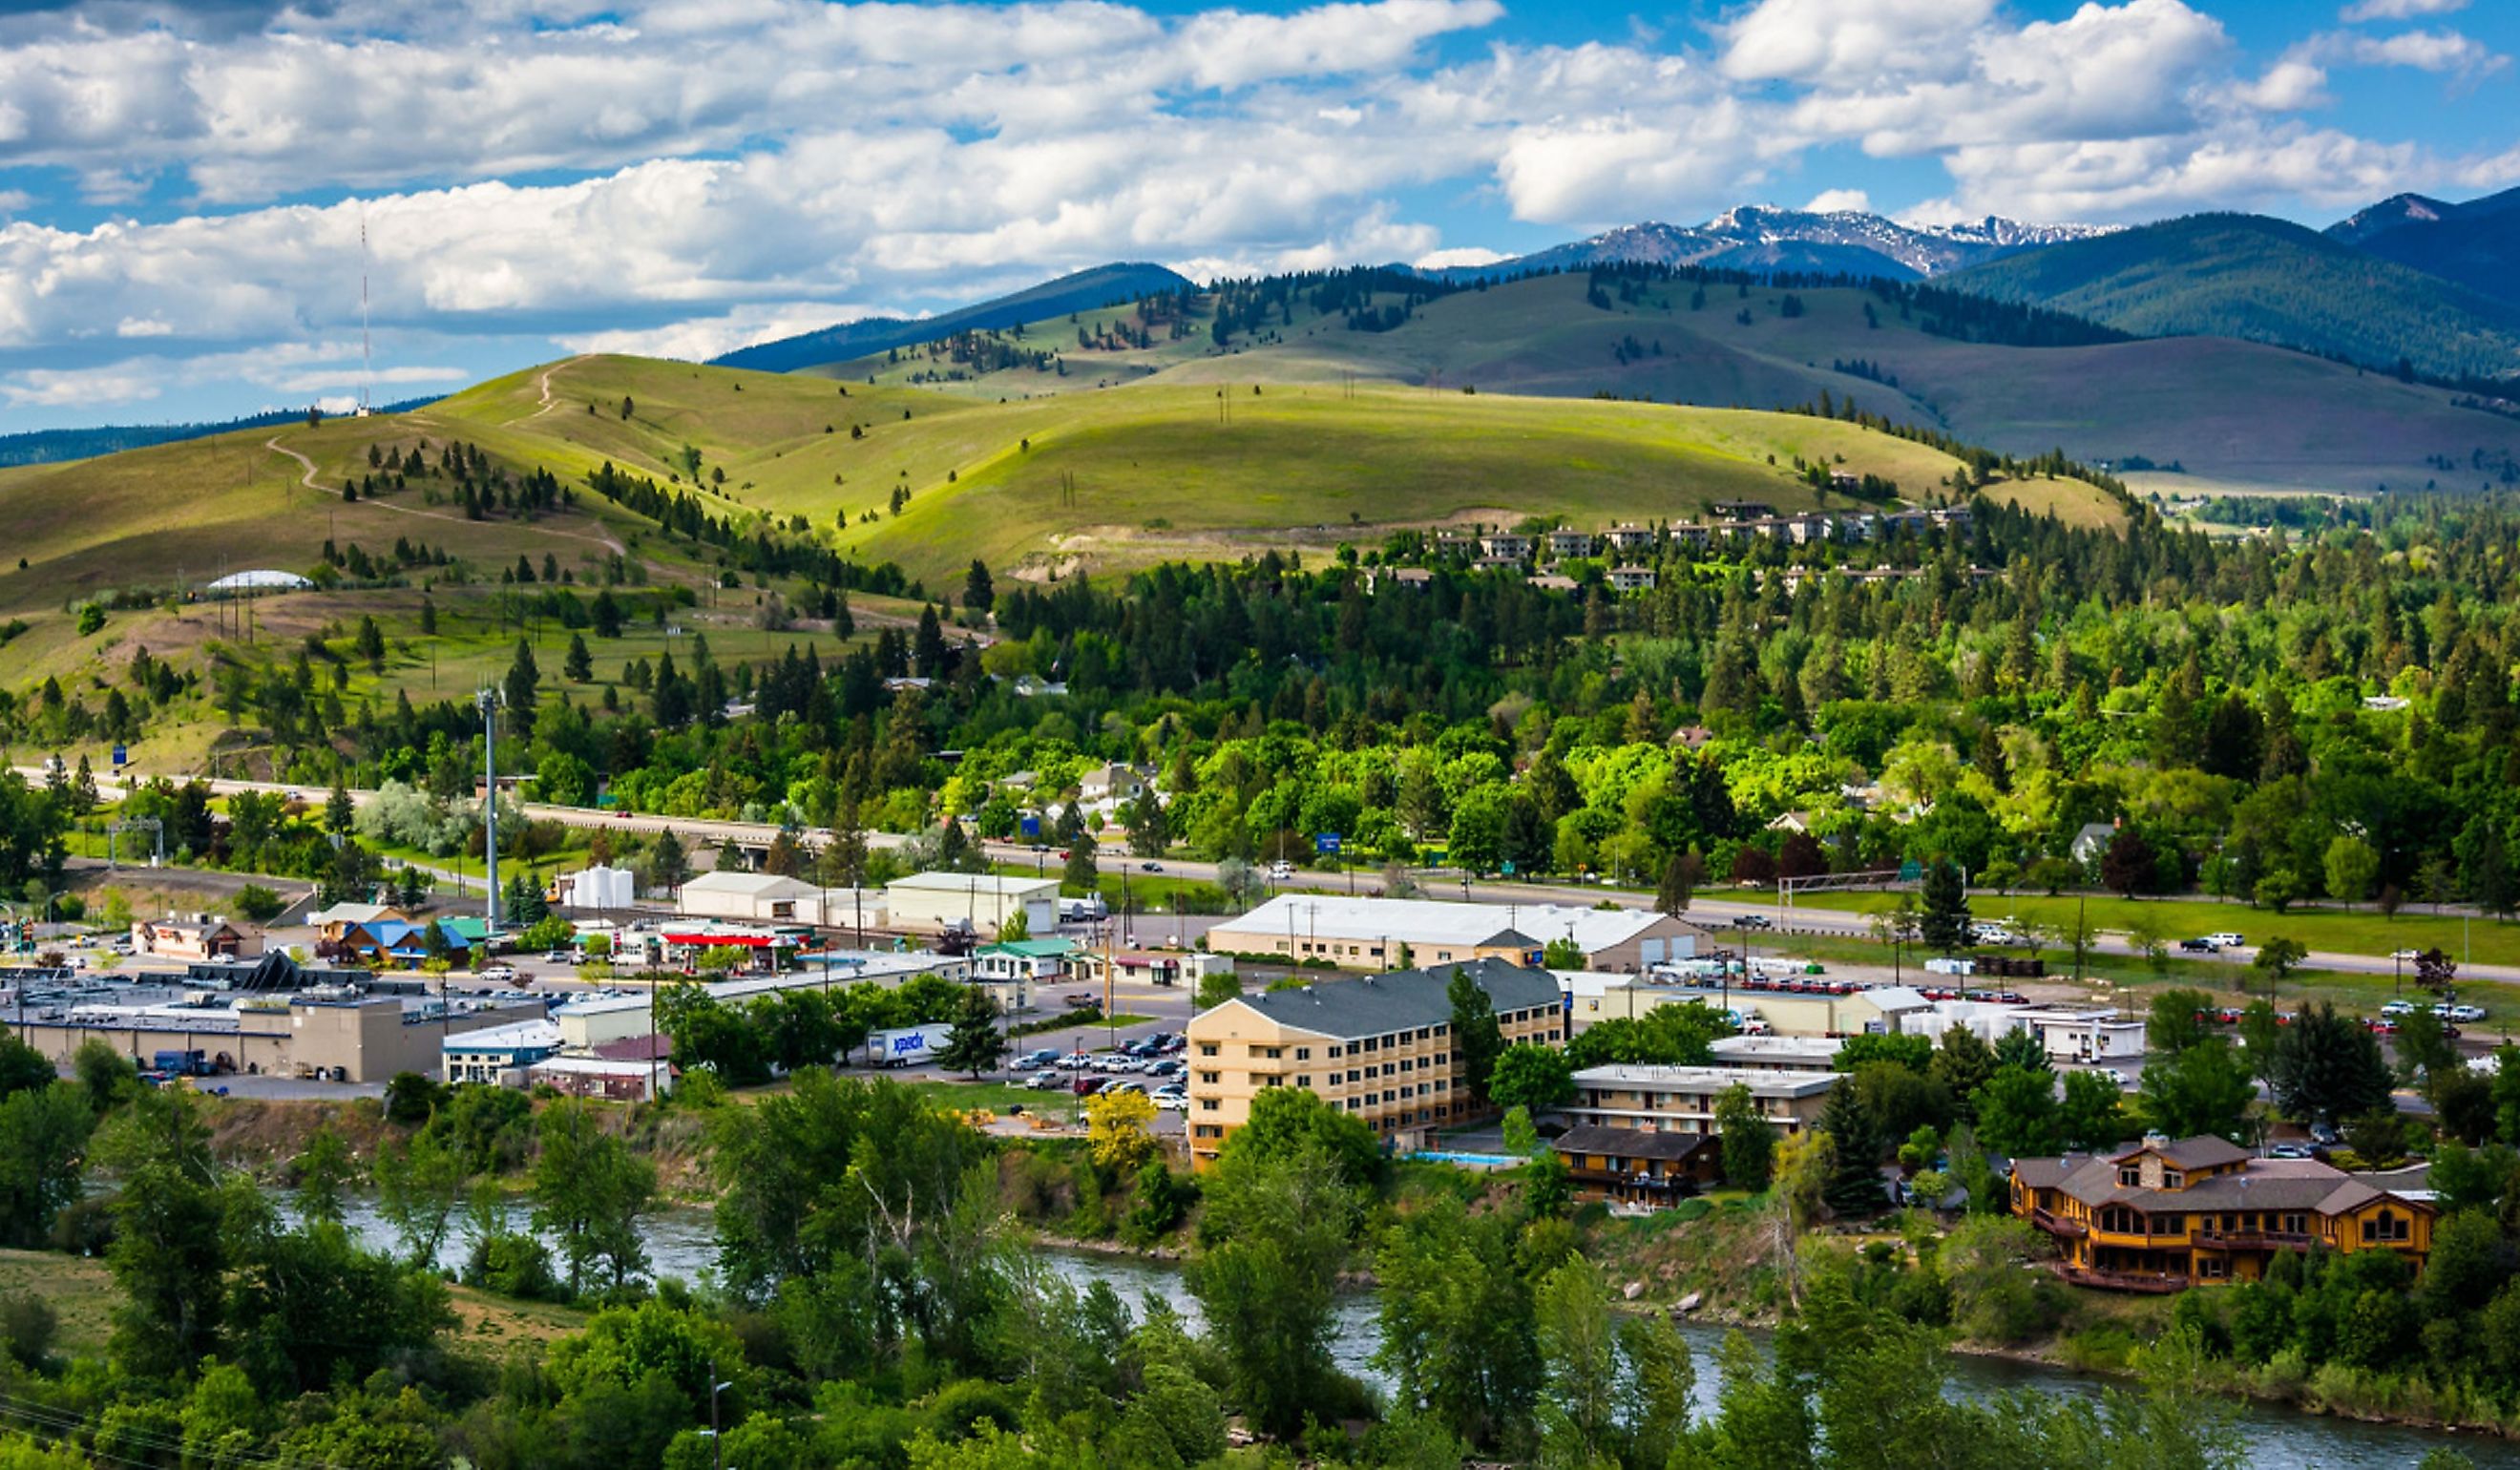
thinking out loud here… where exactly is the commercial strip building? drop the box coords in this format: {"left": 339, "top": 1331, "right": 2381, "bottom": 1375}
{"left": 1563, "top": 1064, "right": 1840, "bottom": 1138}
{"left": 674, "top": 872, "right": 887, "bottom": 930}
{"left": 883, "top": 872, "right": 1060, "bottom": 937}
{"left": 13, "top": 980, "right": 546, "bottom": 1084}
{"left": 548, "top": 950, "right": 973, "bottom": 1050}
{"left": 1706, "top": 1035, "right": 1845, "bottom": 1073}
{"left": 1208, "top": 894, "right": 1700, "bottom": 973}
{"left": 2011, "top": 1135, "right": 2436, "bottom": 1291}
{"left": 130, "top": 916, "right": 259, "bottom": 961}
{"left": 1184, "top": 956, "right": 1564, "bottom": 1166}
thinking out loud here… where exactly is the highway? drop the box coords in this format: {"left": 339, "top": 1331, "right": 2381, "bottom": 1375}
{"left": 31, "top": 766, "right": 2520, "bottom": 986}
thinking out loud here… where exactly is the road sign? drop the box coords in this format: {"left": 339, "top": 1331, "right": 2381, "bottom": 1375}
{"left": 1501, "top": 859, "right": 1515, "bottom": 875}
{"left": 1020, "top": 813, "right": 1041, "bottom": 838}
{"left": 1898, "top": 859, "right": 1923, "bottom": 882}
{"left": 1314, "top": 832, "right": 1343, "bottom": 854}
{"left": 112, "top": 745, "right": 128, "bottom": 766}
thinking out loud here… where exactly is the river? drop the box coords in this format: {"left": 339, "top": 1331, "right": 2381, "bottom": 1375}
{"left": 317, "top": 1195, "right": 2517, "bottom": 1468}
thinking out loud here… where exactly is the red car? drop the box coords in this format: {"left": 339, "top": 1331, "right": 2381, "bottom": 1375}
{"left": 1072, "top": 1076, "right": 1108, "bottom": 1097}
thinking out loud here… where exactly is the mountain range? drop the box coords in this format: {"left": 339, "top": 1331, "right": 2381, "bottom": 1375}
{"left": 1450, "top": 205, "right": 2115, "bottom": 283}
{"left": 2325, "top": 185, "right": 2520, "bottom": 312}
{"left": 711, "top": 262, "right": 1193, "bottom": 374}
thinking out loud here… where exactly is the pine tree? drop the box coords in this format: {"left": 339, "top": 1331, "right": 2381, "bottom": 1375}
{"left": 648, "top": 829, "right": 689, "bottom": 895}
{"left": 1656, "top": 853, "right": 1692, "bottom": 917}
{"left": 1062, "top": 832, "right": 1100, "bottom": 895}
{"left": 502, "top": 639, "right": 540, "bottom": 738}
{"left": 935, "top": 986, "right": 1008, "bottom": 1078}
{"left": 563, "top": 634, "right": 593, "bottom": 683}
{"left": 1816, "top": 1083, "right": 1884, "bottom": 1220}
{"left": 355, "top": 615, "right": 387, "bottom": 673}
{"left": 1919, "top": 858, "right": 1971, "bottom": 953}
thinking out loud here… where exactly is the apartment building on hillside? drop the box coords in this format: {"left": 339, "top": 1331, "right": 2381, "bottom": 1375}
{"left": 1184, "top": 956, "right": 1564, "bottom": 1168}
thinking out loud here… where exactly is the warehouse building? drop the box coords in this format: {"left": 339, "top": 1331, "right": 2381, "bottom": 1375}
{"left": 1208, "top": 894, "right": 1699, "bottom": 972}
{"left": 675, "top": 872, "right": 886, "bottom": 929}
{"left": 884, "top": 872, "right": 1059, "bottom": 936}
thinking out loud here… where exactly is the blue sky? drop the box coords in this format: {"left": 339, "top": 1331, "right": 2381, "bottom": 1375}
{"left": 0, "top": 0, "right": 2511, "bottom": 430}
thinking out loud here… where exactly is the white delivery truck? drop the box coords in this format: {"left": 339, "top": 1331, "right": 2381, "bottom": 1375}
{"left": 867, "top": 1023, "right": 955, "bottom": 1069}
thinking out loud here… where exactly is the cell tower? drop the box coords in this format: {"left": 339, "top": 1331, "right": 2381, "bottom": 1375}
{"left": 356, "top": 203, "right": 374, "bottom": 416}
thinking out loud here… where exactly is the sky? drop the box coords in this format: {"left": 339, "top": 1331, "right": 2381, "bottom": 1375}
{"left": 0, "top": 0, "right": 2513, "bottom": 431}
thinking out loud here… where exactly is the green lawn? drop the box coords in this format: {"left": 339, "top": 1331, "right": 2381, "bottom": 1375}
{"left": 1799, "top": 890, "right": 2519, "bottom": 968}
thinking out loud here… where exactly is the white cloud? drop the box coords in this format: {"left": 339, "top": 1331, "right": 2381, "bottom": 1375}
{"left": 1804, "top": 188, "right": 1872, "bottom": 214}
{"left": 1, "top": 366, "right": 161, "bottom": 409}
{"left": 1, "top": 0, "right": 2515, "bottom": 421}
{"left": 1413, "top": 245, "right": 1505, "bottom": 268}
{"left": 2340, "top": 0, "right": 2467, "bottom": 21}
{"left": 559, "top": 303, "right": 892, "bottom": 362}
{"left": 2308, "top": 27, "right": 2507, "bottom": 76}
{"left": 2235, "top": 59, "right": 2330, "bottom": 111}
{"left": 1720, "top": 0, "right": 1998, "bottom": 84}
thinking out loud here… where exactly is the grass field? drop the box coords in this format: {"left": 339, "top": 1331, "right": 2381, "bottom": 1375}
{"left": 801, "top": 270, "right": 2513, "bottom": 501}
{"left": 0, "top": 1247, "right": 588, "bottom": 1358}
{"left": 1799, "top": 890, "right": 2520, "bottom": 968}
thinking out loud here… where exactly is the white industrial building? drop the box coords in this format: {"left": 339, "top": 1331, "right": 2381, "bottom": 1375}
{"left": 549, "top": 950, "right": 972, "bottom": 1049}
{"left": 674, "top": 872, "right": 886, "bottom": 929}
{"left": 883, "top": 872, "right": 1059, "bottom": 935}
{"left": 1209, "top": 894, "right": 1700, "bottom": 972}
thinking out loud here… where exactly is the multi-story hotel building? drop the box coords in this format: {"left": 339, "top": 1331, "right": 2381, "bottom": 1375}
{"left": 1185, "top": 957, "right": 1564, "bottom": 1167}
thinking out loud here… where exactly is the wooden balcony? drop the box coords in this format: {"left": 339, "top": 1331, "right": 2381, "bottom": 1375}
{"left": 2027, "top": 1206, "right": 2087, "bottom": 1239}
{"left": 2052, "top": 1264, "right": 2189, "bottom": 1294}
{"left": 2194, "top": 1229, "right": 2315, "bottom": 1252}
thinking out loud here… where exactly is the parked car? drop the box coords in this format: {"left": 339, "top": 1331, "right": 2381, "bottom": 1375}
{"left": 1072, "top": 1076, "right": 1109, "bottom": 1097}
{"left": 2366, "top": 1018, "right": 2400, "bottom": 1035}
{"left": 2381, "top": 999, "right": 2417, "bottom": 1017}
{"left": 1105, "top": 1080, "right": 1148, "bottom": 1096}
{"left": 1064, "top": 992, "right": 1097, "bottom": 1008}
{"left": 1148, "top": 1060, "right": 1184, "bottom": 1078}
{"left": 1025, "top": 1070, "right": 1063, "bottom": 1091}
{"left": 1154, "top": 1093, "right": 1189, "bottom": 1112}
{"left": 2268, "top": 1144, "right": 2316, "bottom": 1160}
{"left": 2308, "top": 1122, "right": 2342, "bottom": 1146}
{"left": 1015, "top": 1048, "right": 1062, "bottom": 1070}
{"left": 476, "top": 965, "right": 518, "bottom": 982}
{"left": 2447, "top": 1004, "right": 2488, "bottom": 1023}
{"left": 2179, "top": 937, "right": 2220, "bottom": 954}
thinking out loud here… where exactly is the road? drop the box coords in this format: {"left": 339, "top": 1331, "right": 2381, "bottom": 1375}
{"left": 31, "top": 766, "right": 2520, "bottom": 987}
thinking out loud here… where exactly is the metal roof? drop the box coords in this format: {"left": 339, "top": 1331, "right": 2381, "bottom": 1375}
{"left": 1226, "top": 893, "right": 1676, "bottom": 953}
{"left": 1219, "top": 956, "right": 1562, "bottom": 1040}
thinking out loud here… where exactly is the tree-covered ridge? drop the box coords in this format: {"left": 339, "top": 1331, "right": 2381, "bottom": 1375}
{"left": 1948, "top": 213, "right": 2520, "bottom": 384}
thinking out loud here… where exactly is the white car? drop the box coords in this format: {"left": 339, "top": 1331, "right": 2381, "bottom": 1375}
{"left": 1154, "top": 1093, "right": 1189, "bottom": 1112}
{"left": 2381, "top": 999, "right": 2417, "bottom": 1018}
{"left": 476, "top": 965, "right": 519, "bottom": 983}
{"left": 2446, "top": 1004, "right": 2488, "bottom": 1023}
{"left": 2204, "top": 933, "right": 2245, "bottom": 949}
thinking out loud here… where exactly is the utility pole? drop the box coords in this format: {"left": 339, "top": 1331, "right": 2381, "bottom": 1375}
{"left": 476, "top": 686, "right": 505, "bottom": 936}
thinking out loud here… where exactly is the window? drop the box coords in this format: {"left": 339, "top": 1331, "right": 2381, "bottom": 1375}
{"left": 1262, "top": 1046, "right": 1283, "bottom": 1059}
{"left": 1326, "top": 1045, "right": 1342, "bottom": 1059}
{"left": 1199, "top": 1043, "right": 1219, "bottom": 1057}
{"left": 1294, "top": 1046, "right": 1312, "bottom": 1060}
{"left": 1294, "top": 1076, "right": 1312, "bottom": 1088}
{"left": 1199, "top": 1099, "right": 1219, "bottom": 1112}
{"left": 2363, "top": 1211, "right": 2411, "bottom": 1244}
{"left": 2163, "top": 1170, "right": 2185, "bottom": 1189}
{"left": 2118, "top": 1166, "right": 2142, "bottom": 1187}
{"left": 1198, "top": 1071, "right": 1220, "bottom": 1085}
{"left": 1195, "top": 1124, "right": 1222, "bottom": 1138}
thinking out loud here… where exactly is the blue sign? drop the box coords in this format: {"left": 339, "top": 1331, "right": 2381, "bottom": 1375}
{"left": 890, "top": 1033, "right": 930, "bottom": 1056}
{"left": 1314, "top": 832, "right": 1343, "bottom": 854}
{"left": 1021, "top": 814, "right": 1041, "bottom": 838}
{"left": 1898, "top": 859, "right": 1923, "bottom": 882}
{"left": 1501, "top": 859, "right": 1515, "bottom": 875}
{"left": 111, "top": 745, "right": 127, "bottom": 766}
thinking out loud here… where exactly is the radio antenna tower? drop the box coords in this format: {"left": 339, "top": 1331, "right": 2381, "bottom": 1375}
{"left": 357, "top": 203, "right": 374, "bottom": 415}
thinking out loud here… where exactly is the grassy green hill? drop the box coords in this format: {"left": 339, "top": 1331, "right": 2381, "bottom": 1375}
{"left": 0, "top": 349, "right": 2007, "bottom": 763}
{"left": 826, "top": 269, "right": 2520, "bottom": 498}
{"left": 421, "top": 354, "right": 1984, "bottom": 582}
{"left": 1944, "top": 213, "right": 2520, "bottom": 382}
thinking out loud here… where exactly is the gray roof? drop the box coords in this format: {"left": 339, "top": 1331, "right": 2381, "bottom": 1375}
{"left": 2123, "top": 1134, "right": 2252, "bottom": 1170}
{"left": 1553, "top": 1124, "right": 1712, "bottom": 1163}
{"left": 1225, "top": 957, "right": 1562, "bottom": 1041}
{"left": 2017, "top": 1146, "right": 2418, "bottom": 1216}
